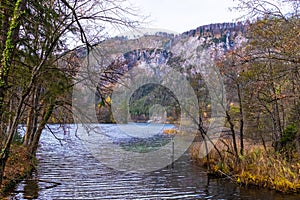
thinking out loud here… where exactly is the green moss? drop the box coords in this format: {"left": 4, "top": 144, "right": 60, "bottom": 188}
{"left": 0, "top": 0, "right": 25, "bottom": 83}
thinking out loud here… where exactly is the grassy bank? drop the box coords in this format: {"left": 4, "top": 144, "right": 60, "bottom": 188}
{"left": 190, "top": 140, "right": 300, "bottom": 193}
{"left": 0, "top": 144, "right": 35, "bottom": 198}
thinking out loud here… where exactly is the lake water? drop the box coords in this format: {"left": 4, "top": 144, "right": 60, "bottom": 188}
{"left": 8, "top": 124, "right": 300, "bottom": 199}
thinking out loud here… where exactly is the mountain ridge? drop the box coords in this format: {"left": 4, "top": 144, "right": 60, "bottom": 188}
{"left": 91, "top": 21, "right": 248, "bottom": 123}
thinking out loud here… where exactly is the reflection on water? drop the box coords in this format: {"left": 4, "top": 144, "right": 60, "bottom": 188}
{"left": 23, "top": 179, "right": 39, "bottom": 199}
{"left": 8, "top": 124, "right": 300, "bottom": 199}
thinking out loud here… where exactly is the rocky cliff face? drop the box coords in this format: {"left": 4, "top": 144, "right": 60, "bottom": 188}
{"left": 75, "top": 22, "right": 248, "bottom": 70}
{"left": 77, "top": 22, "right": 249, "bottom": 123}
{"left": 115, "top": 22, "right": 248, "bottom": 65}
{"left": 107, "top": 22, "right": 248, "bottom": 77}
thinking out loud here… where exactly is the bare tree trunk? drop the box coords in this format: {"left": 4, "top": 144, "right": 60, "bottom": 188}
{"left": 237, "top": 83, "right": 244, "bottom": 155}
{"left": 24, "top": 95, "right": 34, "bottom": 146}
{"left": 0, "top": 0, "right": 27, "bottom": 186}
{"left": 24, "top": 86, "right": 39, "bottom": 146}
{"left": 226, "top": 110, "right": 240, "bottom": 164}
{"left": 0, "top": 95, "right": 25, "bottom": 186}
{"left": 272, "top": 97, "right": 283, "bottom": 151}
{"left": 269, "top": 61, "right": 283, "bottom": 151}
{"left": 0, "top": 0, "right": 26, "bottom": 117}
{"left": 28, "top": 104, "right": 54, "bottom": 157}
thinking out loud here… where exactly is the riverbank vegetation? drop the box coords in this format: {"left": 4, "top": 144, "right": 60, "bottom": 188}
{"left": 0, "top": 134, "right": 34, "bottom": 197}
{"left": 191, "top": 139, "right": 300, "bottom": 193}
{"left": 0, "top": 0, "right": 141, "bottom": 191}
{"left": 190, "top": 0, "right": 300, "bottom": 193}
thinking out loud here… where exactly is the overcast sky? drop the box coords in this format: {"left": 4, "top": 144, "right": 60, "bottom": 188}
{"left": 128, "top": 0, "right": 242, "bottom": 33}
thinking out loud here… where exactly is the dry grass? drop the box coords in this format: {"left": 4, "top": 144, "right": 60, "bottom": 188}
{"left": 163, "top": 129, "right": 178, "bottom": 135}
{"left": 190, "top": 139, "right": 300, "bottom": 193}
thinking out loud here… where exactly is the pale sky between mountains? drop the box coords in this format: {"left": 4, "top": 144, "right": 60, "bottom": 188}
{"left": 129, "top": 0, "right": 242, "bottom": 34}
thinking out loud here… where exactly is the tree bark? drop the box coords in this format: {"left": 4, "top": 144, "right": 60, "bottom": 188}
{"left": 0, "top": 0, "right": 27, "bottom": 186}
{"left": 28, "top": 104, "right": 55, "bottom": 157}
{"left": 226, "top": 110, "right": 240, "bottom": 164}
{"left": 0, "top": 0, "right": 26, "bottom": 117}
{"left": 271, "top": 81, "right": 283, "bottom": 151}
{"left": 24, "top": 86, "right": 40, "bottom": 146}
{"left": 237, "top": 83, "right": 244, "bottom": 155}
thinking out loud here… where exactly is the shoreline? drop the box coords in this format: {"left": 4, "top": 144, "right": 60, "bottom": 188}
{"left": 190, "top": 140, "right": 300, "bottom": 193}
{"left": 0, "top": 145, "right": 36, "bottom": 198}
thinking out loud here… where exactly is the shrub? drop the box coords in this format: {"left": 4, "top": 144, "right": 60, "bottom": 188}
{"left": 13, "top": 131, "right": 23, "bottom": 145}
{"left": 280, "top": 124, "right": 298, "bottom": 151}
